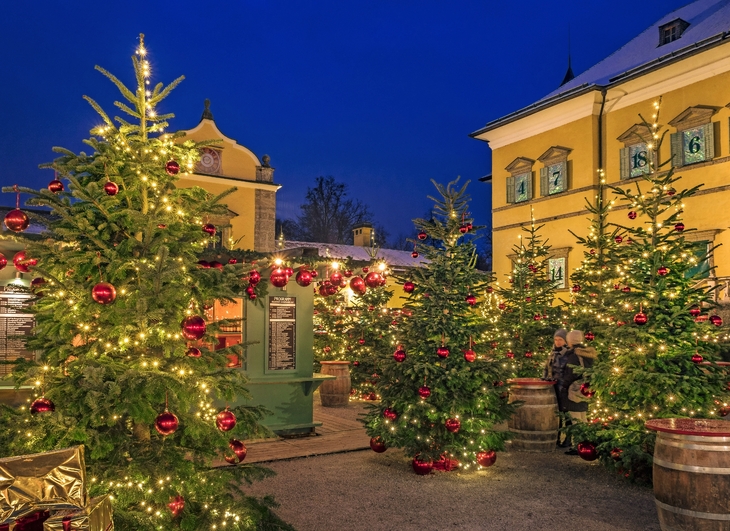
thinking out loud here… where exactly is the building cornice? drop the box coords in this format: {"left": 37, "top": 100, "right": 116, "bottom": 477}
{"left": 181, "top": 172, "right": 282, "bottom": 191}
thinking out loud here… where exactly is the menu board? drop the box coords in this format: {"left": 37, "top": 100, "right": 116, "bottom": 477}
{"left": 0, "top": 291, "right": 34, "bottom": 377}
{"left": 268, "top": 296, "right": 296, "bottom": 371}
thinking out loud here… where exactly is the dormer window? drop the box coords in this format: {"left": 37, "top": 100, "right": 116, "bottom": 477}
{"left": 659, "top": 18, "right": 689, "bottom": 46}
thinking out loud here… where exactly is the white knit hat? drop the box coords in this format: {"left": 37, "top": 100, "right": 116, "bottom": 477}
{"left": 566, "top": 330, "right": 584, "bottom": 346}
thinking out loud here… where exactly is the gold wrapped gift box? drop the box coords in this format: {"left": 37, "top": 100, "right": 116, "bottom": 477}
{"left": 42, "top": 496, "right": 113, "bottom": 531}
{"left": 0, "top": 447, "right": 86, "bottom": 525}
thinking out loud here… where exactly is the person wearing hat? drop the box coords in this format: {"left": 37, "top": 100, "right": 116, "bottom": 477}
{"left": 544, "top": 328, "right": 570, "bottom": 447}
{"left": 561, "top": 330, "right": 598, "bottom": 454}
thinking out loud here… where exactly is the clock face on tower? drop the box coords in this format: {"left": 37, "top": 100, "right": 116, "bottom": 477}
{"left": 196, "top": 148, "right": 222, "bottom": 175}
{"left": 548, "top": 162, "right": 565, "bottom": 194}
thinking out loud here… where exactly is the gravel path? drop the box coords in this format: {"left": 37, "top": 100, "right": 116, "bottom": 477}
{"left": 246, "top": 446, "right": 660, "bottom": 531}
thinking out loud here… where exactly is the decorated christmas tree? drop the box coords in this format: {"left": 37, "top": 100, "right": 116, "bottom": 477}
{"left": 484, "top": 220, "right": 559, "bottom": 377}
{"left": 312, "top": 265, "right": 349, "bottom": 366}
{"left": 571, "top": 102, "right": 729, "bottom": 481}
{"left": 0, "top": 36, "right": 292, "bottom": 529}
{"left": 363, "top": 179, "right": 513, "bottom": 474}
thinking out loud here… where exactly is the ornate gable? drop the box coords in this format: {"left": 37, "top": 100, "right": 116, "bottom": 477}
{"left": 617, "top": 124, "right": 654, "bottom": 146}
{"left": 537, "top": 146, "right": 572, "bottom": 165}
{"left": 668, "top": 106, "right": 719, "bottom": 130}
{"left": 505, "top": 157, "right": 535, "bottom": 176}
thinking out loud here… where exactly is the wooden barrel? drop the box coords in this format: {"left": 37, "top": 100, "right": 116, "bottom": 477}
{"left": 647, "top": 419, "right": 730, "bottom": 531}
{"left": 319, "top": 361, "right": 351, "bottom": 407}
{"left": 507, "top": 378, "right": 558, "bottom": 452}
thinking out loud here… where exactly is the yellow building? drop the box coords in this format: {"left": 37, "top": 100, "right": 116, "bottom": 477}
{"left": 179, "top": 99, "right": 279, "bottom": 253}
{"left": 472, "top": 0, "right": 730, "bottom": 302}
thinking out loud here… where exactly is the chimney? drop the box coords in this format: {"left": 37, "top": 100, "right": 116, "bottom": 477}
{"left": 352, "top": 222, "right": 374, "bottom": 247}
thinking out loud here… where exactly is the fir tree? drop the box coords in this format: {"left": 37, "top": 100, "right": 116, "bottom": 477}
{"left": 0, "top": 36, "right": 292, "bottom": 530}
{"left": 363, "top": 179, "right": 513, "bottom": 473}
{"left": 571, "top": 102, "right": 729, "bottom": 482}
{"left": 484, "top": 220, "right": 559, "bottom": 378}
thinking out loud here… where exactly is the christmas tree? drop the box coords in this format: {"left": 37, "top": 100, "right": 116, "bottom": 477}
{"left": 312, "top": 265, "right": 349, "bottom": 366}
{"left": 363, "top": 179, "right": 513, "bottom": 473}
{"left": 484, "top": 219, "right": 559, "bottom": 378}
{"left": 0, "top": 36, "right": 292, "bottom": 529}
{"left": 571, "top": 101, "right": 729, "bottom": 481}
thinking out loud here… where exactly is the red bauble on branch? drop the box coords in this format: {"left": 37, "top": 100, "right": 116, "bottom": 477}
{"left": 350, "top": 276, "right": 367, "bottom": 295}
{"left": 580, "top": 383, "right": 595, "bottom": 397}
{"left": 614, "top": 235, "right": 623, "bottom": 244}
{"left": 436, "top": 346, "right": 450, "bottom": 359}
{"left": 48, "top": 179, "right": 64, "bottom": 193}
{"left": 412, "top": 456, "right": 433, "bottom": 475}
{"left": 370, "top": 437, "right": 387, "bottom": 453}
{"left": 104, "top": 181, "right": 119, "bottom": 196}
{"left": 459, "top": 224, "right": 468, "bottom": 234}
{"left": 445, "top": 418, "right": 461, "bottom": 433}
{"left": 524, "top": 351, "right": 533, "bottom": 358}
{"left": 633, "top": 312, "right": 647, "bottom": 325}
{"left": 411, "top": 251, "right": 419, "bottom": 258}
{"left": 216, "top": 408, "right": 237, "bottom": 431}
{"left": 585, "top": 332, "right": 595, "bottom": 341}
{"left": 463, "top": 349, "right": 476, "bottom": 362}
{"left": 225, "top": 439, "right": 247, "bottom": 463}
{"left": 675, "top": 222, "right": 685, "bottom": 232}
{"left": 181, "top": 315, "right": 206, "bottom": 340}
{"left": 403, "top": 281, "right": 415, "bottom": 293}
{"left": 248, "top": 270, "right": 261, "bottom": 285}
{"left": 296, "top": 270, "right": 313, "bottom": 287}
{"left": 628, "top": 211, "right": 637, "bottom": 220}
{"left": 270, "top": 268, "right": 288, "bottom": 288}
{"left": 202, "top": 223, "right": 216, "bottom": 236}
{"left": 577, "top": 441, "right": 598, "bottom": 461}
{"left": 572, "top": 284, "right": 581, "bottom": 293}
{"left": 505, "top": 350, "right": 515, "bottom": 359}
{"left": 465, "top": 294, "right": 477, "bottom": 306}
{"left": 393, "top": 348, "right": 406, "bottom": 362}
{"left": 245, "top": 285, "right": 256, "bottom": 300}
{"left": 383, "top": 408, "right": 397, "bottom": 420}
{"left": 155, "top": 410, "right": 179, "bottom": 436}
{"left": 691, "top": 353, "right": 704, "bottom": 363}
{"left": 30, "top": 396, "right": 55, "bottom": 414}
{"left": 657, "top": 266, "right": 669, "bottom": 276}
{"left": 710, "top": 315, "right": 723, "bottom": 327}
{"left": 418, "top": 386, "right": 431, "bottom": 399}
{"left": 4, "top": 209, "right": 29, "bottom": 233}
{"left": 13, "top": 251, "right": 36, "bottom": 273}
{"left": 476, "top": 450, "right": 497, "bottom": 467}
{"left": 689, "top": 305, "right": 701, "bottom": 317}
{"left": 167, "top": 495, "right": 185, "bottom": 518}
{"left": 91, "top": 282, "right": 116, "bottom": 305}
{"left": 186, "top": 347, "right": 201, "bottom": 358}
{"left": 364, "top": 272, "right": 382, "bottom": 288}
{"left": 165, "top": 160, "right": 180, "bottom": 176}
{"left": 209, "top": 261, "right": 223, "bottom": 270}
{"left": 0, "top": 253, "right": 6, "bottom": 271}
{"left": 417, "top": 231, "right": 427, "bottom": 240}
{"left": 329, "top": 271, "right": 342, "bottom": 284}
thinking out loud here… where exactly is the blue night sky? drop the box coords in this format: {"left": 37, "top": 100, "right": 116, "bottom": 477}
{"left": 0, "top": 0, "right": 689, "bottom": 244}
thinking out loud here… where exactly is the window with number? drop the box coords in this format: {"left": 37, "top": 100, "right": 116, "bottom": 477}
{"left": 538, "top": 146, "right": 571, "bottom": 197}
{"left": 618, "top": 124, "right": 656, "bottom": 180}
{"left": 548, "top": 258, "right": 566, "bottom": 289}
{"left": 668, "top": 106, "right": 719, "bottom": 167}
{"left": 504, "top": 157, "right": 535, "bottom": 205}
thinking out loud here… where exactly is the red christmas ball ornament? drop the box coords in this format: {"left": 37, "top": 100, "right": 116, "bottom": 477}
{"left": 202, "top": 223, "right": 216, "bottom": 235}
{"left": 720, "top": 407, "right": 729, "bottom": 417}
{"left": 31, "top": 277, "right": 45, "bottom": 288}
{"left": 91, "top": 282, "right": 116, "bottom": 305}
{"left": 403, "top": 281, "right": 415, "bottom": 293}
{"left": 710, "top": 315, "right": 723, "bottom": 327}
{"left": 364, "top": 272, "right": 382, "bottom": 288}
{"left": 692, "top": 353, "right": 704, "bottom": 363}
{"left": 626, "top": 237, "right": 634, "bottom": 245}
{"left": 689, "top": 305, "right": 701, "bottom": 317}
{"left": 667, "top": 188, "right": 676, "bottom": 196}
{"left": 103, "top": 181, "right": 119, "bottom": 196}
{"left": 350, "top": 276, "right": 367, "bottom": 295}
{"left": 197, "top": 260, "right": 211, "bottom": 269}
{"left": 30, "top": 396, "right": 55, "bottom": 414}
{"left": 326, "top": 283, "right": 338, "bottom": 296}
{"left": 614, "top": 235, "right": 623, "bottom": 244}
{"left": 675, "top": 222, "right": 685, "bottom": 232}
{"left": 610, "top": 448, "right": 623, "bottom": 461}
{"left": 589, "top": 249, "right": 596, "bottom": 255}
{"left": 463, "top": 349, "right": 476, "bottom": 362}
{"left": 181, "top": 315, "right": 206, "bottom": 340}
{"left": 622, "top": 286, "right": 631, "bottom": 293}
{"left": 459, "top": 224, "right": 468, "bottom": 234}
{"left": 358, "top": 338, "right": 366, "bottom": 345}
{"left": 165, "top": 160, "right": 180, "bottom": 176}
{"left": 628, "top": 211, "right": 637, "bottom": 220}
{"left": 633, "top": 312, "right": 647, "bottom": 325}
{"left": 248, "top": 270, "right": 261, "bottom": 285}
{"left": 4, "top": 209, "right": 29, "bottom": 233}
{"left": 533, "top": 314, "right": 541, "bottom": 321}
{"left": 216, "top": 408, "right": 237, "bottom": 432}
{"left": 330, "top": 271, "right": 342, "bottom": 284}
{"left": 476, "top": 450, "right": 497, "bottom": 467}
{"left": 418, "top": 386, "right": 431, "bottom": 399}
{"left": 412, "top": 457, "right": 433, "bottom": 475}
{"left": 657, "top": 266, "right": 669, "bottom": 276}
{"left": 614, "top": 284, "right": 620, "bottom": 290}
{"left": 295, "top": 270, "right": 313, "bottom": 287}
{"left": 393, "top": 349, "right": 406, "bottom": 362}
{"left": 436, "top": 346, "right": 450, "bottom": 358}
{"left": 228, "top": 439, "right": 247, "bottom": 462}
{"left": 498, "top": 303, "right": 506, "bottom": 310}
{"left": 0, "top": 253, "right": 6, "bottom": 271}
{"left": 12, "top": 251, "right": 36, "bottom": 273}
{"left": 525, "top": 296, "right": 532, "bottom": 302}
{"left": 228, "top": 258, "right": 237, "bottom": 265}
{"left": 370, "top": 437, "right": 387, "bottom": 453}
{"left": 580, "top": 382, "right": 595, "bottom": 397}
{"left": 167, "top": 495, "right": 185, "bottom": 518}
{"left": 445, "top": 418, "right": 461, "bottom": 433}
{"left": 245, "top": 285, "right": 256, "bottom": 298}
{"left": 585, "top": 332, "right": 595, "bottom": 341}
{"left": 155, "top": 410, "right": 179, "bottom": 436}
{"left": 361, "top": 266, "right": 369, "bottom": 273}
{"left": 48, "top": 179, "right": 64, "bottom": 193}
{"left": 505, "top": 350, "right": 515, "bottom": 359}
{"left": 417, "top": 231, "right": 427, "bottom": 240}
{"left": 490, "top": 341, "right": 498, "bottom": 348}
{"left": 342, "top": 269, "right": 352, "bottom": 278}
{"left": 158, "top": 224, "right": 167, "bottom": 229}
{"left": 383, "top": 408, "right": 398, "bottom": 421}
{"left": 411, "top": 251, "right": 419, "bottom": 258}
{"left": 209, "top": 261, "right": 223, "bottom": 270}
{"left": 465, "top": 294, "right": 477, "bottom": 306}
{"left": 284, "top": 267, "right": 294, "bottom": 277}
{"left": 270, "top": 268, "right": 288, "bottom": 288}
{"left": 577, "top": 441, "right": 598, "bottom": 461}
{"left": 572, "top": 284, "right": 581, "bottom": 293}
{"left": 524, "top": 351, "right": 533, "bottom": 358}
{"left": 467, "top": 222, "right": 473, "bottom": 231}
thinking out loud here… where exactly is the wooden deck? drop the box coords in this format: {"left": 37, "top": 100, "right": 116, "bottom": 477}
{"left": 244, "top": 409, "right": 370, "bottom": 463}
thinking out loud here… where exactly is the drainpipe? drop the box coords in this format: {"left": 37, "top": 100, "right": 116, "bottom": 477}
{"left": 597, "top": 87, "right": 608, "bottom": 206}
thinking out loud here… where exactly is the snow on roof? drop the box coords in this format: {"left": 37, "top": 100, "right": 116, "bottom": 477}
{"left": 543, "top": 0, "right": 730, "bottom": 100}
{"left": 279, "top": 241, "right": 427, "bottom": 268}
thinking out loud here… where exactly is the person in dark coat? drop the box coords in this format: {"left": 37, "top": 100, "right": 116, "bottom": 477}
{"left": 562, "top": 330, "right": 598, "bottom": 454}
{"left": 544, "top": 328, "right": 570, "bottom": 446}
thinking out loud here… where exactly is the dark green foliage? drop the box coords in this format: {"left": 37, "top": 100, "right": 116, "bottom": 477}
{"left": 0, "top": 36, "right": 291, "bottom": 530}
{"left": 363, "top": 179, "right": 514, "bottom": 469}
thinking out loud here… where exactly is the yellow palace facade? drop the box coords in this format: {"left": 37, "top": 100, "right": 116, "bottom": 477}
{"left": 472, "top": 0, "right": 730, "bottom": 303}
